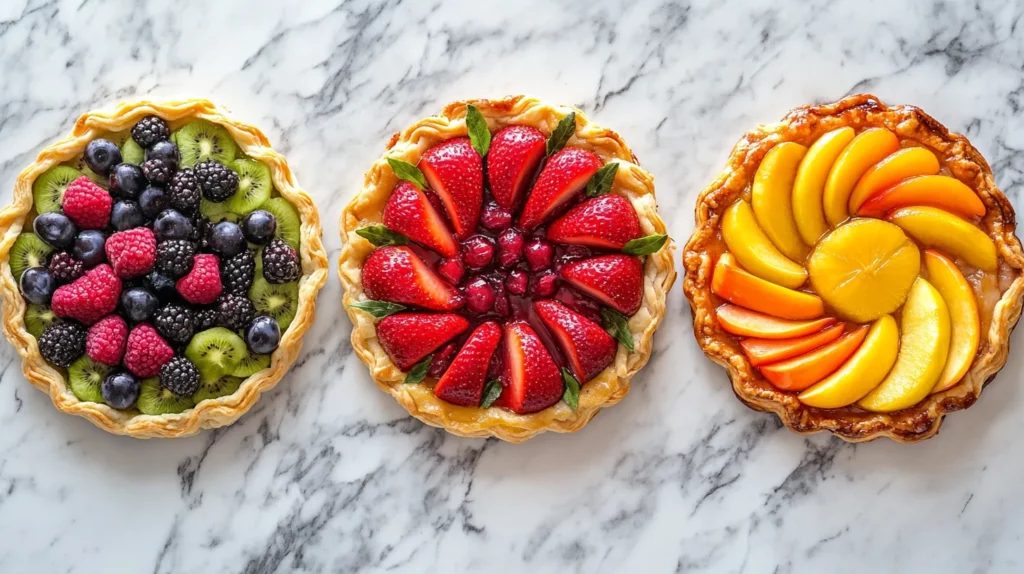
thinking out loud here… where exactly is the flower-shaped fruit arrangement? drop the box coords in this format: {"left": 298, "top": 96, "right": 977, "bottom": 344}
{"left": 684, "top": 95, "right": 1024, "bottom": 442}
{"left": 0, "top": 100, "right": 328, "bottom": 437}
{"left": 340, "top": 96, "right": 675, "bottom": 442}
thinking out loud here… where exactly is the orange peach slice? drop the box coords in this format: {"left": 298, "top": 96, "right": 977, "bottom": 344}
{"left": 797, "top": 315, "right": 899, "bottom": 408}
{"left": 924, "top": 251, "right": 980, "bottom": 393}
{"left": 760, "top": 326, "right": 868, "bottom": 391}
{"left": 823, "top": 128, "right": 900, "bottom": 227}
{"left": 793, "top": 127, "right": 855, "bottom": 245}
{"left": 722, "top": 200, "right": 806, "bottom": 289}
{"left": 847, "top": 147, "right": 940, "bottom": 212}
{"left": 741, "top": 323, "right": 846, "bottom": 367}
{"left": 888, "top": 206, "right": 998, "bottom": 271}
{"left": 752, "top": 142, "right": 809, "bottom": 262}
{"left": 711, "top": 253, "right": 824, "bottom": 320}
{"left": 856, "top": 175, "right": 986, "bottom": 219}
{"left": 716, "top": 305, "right": 836, "bottom": 339}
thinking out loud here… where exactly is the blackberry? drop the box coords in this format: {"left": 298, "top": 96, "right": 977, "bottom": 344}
{"left": 49, "top": 252, "right": 84, "bottom": 284}
{"left": 192, "top": 217, "right": 210, "bottom": 251}
{"left": 262, "top": 239, "right": 301, "bottom": 284}
{"left": 155, "top": 239, "right": 196, "bottom": 279}
{"left": 141, "top": 159, "right": 174, "bottom": 186}
{"left": 216, "top": 293, "right": 255, "bottom": 331}
{"left": 195, "top": 159, "right": 239, "bottom": 202}
{"left": 194, "top": 307, "right": 219, "bottom": 331}
{"left": 159, "top": 355, "right": 201, "bottom": 397}
{"left": 131, "top": 116, "right": 170, "bottom": 148}
{"left": 221, "top": 250, "right": 255, "bottom": 294}
{"left": 38, "top": 321, "right": 86, "bottom": 367}
{"left": 168, "top": 168, "right": 201, "bottom": 215}
{"left": 154, "top": 303, "right": 196, "bottom": 344}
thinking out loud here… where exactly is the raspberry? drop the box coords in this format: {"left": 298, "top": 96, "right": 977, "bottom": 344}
{"left": 62, "top": 176, "right": 112, "bottom": 229}
{"left": 159, "top": 356, "right": 200, "bottom": 396}
{"left": 105, "top": 227, "right": 156, "bottom": 278}
{"left": 38, "top": 321, "right": 86, "bottom": 368}
{"left": 216, "top": 293, "right": 255, "bottom": 330}
{"left": 220, "top": 250, "right": 255, "bottom": 294}
{"left": 141, "top": 159, "right": 174, "bottom": 185}
{"left": 86, "top": 315, "right": 128, "bottom": 365}
{"left": 176, "top": 254, "right": 222, "bottom": 304}
{"left": 155, "top": 239, "right": 196, "bottom": 279}
{"left": 123, "top": 323, "right": 174, "bottom": 377}
{"left": 168, "top": 168, "right": 201, "bottom": 215}
{"left": 262, "top": 239, "right": 300, "bottom": 284}
{"left": 49, "top": 252, "right": 84, "bottom": 283}
{"left": 131, "top": 116, "right": 170, "bottom": 148}
{"left": 195, "top": 159, "right": 239, "bottom": 202}
{"left": 51, "top": 264, "right": 122, "bottom": 325}
{"left": 153, "top": 303, "right": 195, "bottom": 345}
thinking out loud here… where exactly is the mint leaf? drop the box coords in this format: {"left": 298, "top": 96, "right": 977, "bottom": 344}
{"left": 466, "top": 104, "right": 491, "bottom": 158}
{"left": 622, "top": 234, "right": 668, "bottom": 256}
{"left": 387, "top": 157, "right": 429, "bottom": 189}
{"left": 561, "top": 368, "right": 580, "bottom": 410}
{"left": 347, "top": 300, "right": 406, "bottom": 319}
{"left": 601, "top": 308, "right": 634, "bottom": 352}
{"left": 480, "top": 378, "right": 503, "bottom": 408}
{"left": 546, "top": 111, "right": 576, "bottom": 155}
{"left": 586, "top": 162, "right": 619, "bottom": 197}
{"left": 356, "top": 224, "right": 409, "bottom": 247}
{"left": 404, "top": 354, "right": 433, "bottom": 384}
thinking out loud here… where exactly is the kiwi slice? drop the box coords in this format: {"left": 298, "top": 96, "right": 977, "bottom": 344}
{"left": 185, "top": 327, "right": 247, "bottom": 379}
{"left": 9, "top": 233, "right": 54, "bottom": 281}
{"left": 25, "top": 304, "right": 58, "bottom": 338}
{"left": 232, "top": 345, "right": 271, "bottom": 378}
{"left": 175, "top": 119, "right": 237, "bottom": 167}
{"left": 120, "top": 135, "right": 145, "bottom": 164}
{"left": 227, "top": 159, "right": 272, "bottom": 215}
{"left": 192, "top": 374, "right": 243, "bottom": 404}
{"left": 259, "top": 197, "right": 301, "bottom": 250}
{"left": 137, "top": 377, "right": 193, "bottom": 415}
{"left": 33, "top": 166, "right": 84, "bottom": 213}
{"left": 199, "top": 198, "right": 240, "bottom": 222}
{"left": 67, "top": 356, "right": 111, "bottom": 404}
{"left": 250, "top": 278, "right": 299, "bottom": 331}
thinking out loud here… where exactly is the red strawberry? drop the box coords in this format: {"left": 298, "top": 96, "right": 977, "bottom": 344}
{"left": 176, "top": 254, "right": 222, "bottom": 304}
{"left": 123, "top": 323, "right": 174, "bottom": 378}
{"left": 518, "top": 148, "right": 601, "bottom": 230}
{"left": 62, "top": 176, "right": 112, "bottom": 229}
{"left": 547, "top": 194, "right": 642, "bottom": 249}
{"left": 433, "top": 322, "right": 502, "bottom": 407}
{"left": 487, "top": 126, "right": 546, "bottom": 209}
{"left": 534, "top": 300, "right": 616, "bottom": 382}
{"left": 86, "top": 315, "right": 129, "bottom": 365}
{"left": 559, "top": 254, "right": 643, "bottom": 316}
{"left": 383, "top": 182, "right": 458, "bottom": 258}
{"left": 497, "top": 321, "right": 563, "bottom": 414}
{"left": 375, "top": 313, "right": 470, "bottom": 371}
{"left": 51, "top": 264, "right": 122, "bottom": 325}
{"left": 418, "top": 138, "right": 483, "bottom": 239}
{"left": 362, "top": 246, "right": 463, "bottom": 310}
{"left": 105, "top": 227, "right": 156, "bottom": 278}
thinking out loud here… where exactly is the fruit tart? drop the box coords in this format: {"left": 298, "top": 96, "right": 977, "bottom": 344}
{"left": 0, "top": 99, "right": 328, "bottom": 438}
{"left": 340, "top": 96, "right": 675, "bottom": 442}
{"left": 684, "top": 94, "right": 1024, "bottom": 443}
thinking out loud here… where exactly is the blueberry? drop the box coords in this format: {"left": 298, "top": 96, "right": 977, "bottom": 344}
{"left": 73, "top": 230, "right": 106, "bottom": 268}
{"left": 19, "top": 267, "right": 55, "bottom": 304}
{"left": 145, "top": 140, "right": 180, "bottom": 167}
{"left": 241, "top": 210, "right": 276, "bottom": 245}
{"left": 33, "top": 212, "right": 77, "bottom": 249}
{"left": 145, "top": 271, "right": 179, "bottom": 303}
{"left": 209, "top": 221, "right": 246, "bottom": 257}
{"left": 84, "top": 139, "right": 123, "bottom": 177}
{"left": 246, "top": 315, "right": 280, "bottom": 354}
{"left": 120, "top": 286, "right": 159, "bottom": 322}
{"left": 138, "top": 186, "right": 170, "bottom": 219}
{"left": 101, "top": 372, "right": 141, "bottom": 410}
{"left": 108, "top": 163, "right": 146, "bottom": 199}
{"left": 110, "top": 200, "right": 146, "bottom": 231}
{"left": 153, "top": 209, "right": 194, "bottom": 241}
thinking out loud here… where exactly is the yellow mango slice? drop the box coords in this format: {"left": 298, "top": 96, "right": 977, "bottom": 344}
{"left": 924, "top": 251, "right": 980, "bottom": 393}
{"left": 722, "top": 200, "right": 806, "bottom": 289}
{"left": 798, "top": 315, "right": 899, "bottom": 408}
{"left": 793, "top": 127, "right": 855, "bottom": 245}
{"left": 888, "top": 206, "right": 998, "bottom": 271}
{"left": 823, "top": 128, "right": 900, "bottom": 227}
{"left": 752, "top": 142, "right": 809, "bottom": 262}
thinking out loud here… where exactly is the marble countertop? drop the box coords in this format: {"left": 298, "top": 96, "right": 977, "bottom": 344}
{"left": 1, "top": 0, "right": 1023, "bottom": 572}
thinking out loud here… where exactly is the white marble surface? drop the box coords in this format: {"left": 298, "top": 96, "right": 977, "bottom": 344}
{"left": 1, "top": 0, "right": 1023, "bottom": 572}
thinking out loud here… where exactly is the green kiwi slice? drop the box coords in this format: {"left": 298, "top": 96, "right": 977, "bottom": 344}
{"left": 33, "top": 166, "right": 84, "bottom": 213}
{"left": 227, "top": 159, "right": 272, "bottom": 215}
{"left": 137, "top": 378, "right": 192, "bottom": 415}
{"left": 120, "top": 135, "right": 145, "bottom": 164}
{"left": 175, "top": 119, "right": 237, "bottom": 167}
{"left": 67, "top": 356, "right": 111, "bottom": 404}
{"left": 185, "top": 327, "right": 247, "bottom": 379}
{"left": 258, "top": 197, "right": 301, "bottom": 250}
{"left": 199, "top": 198, "right": 238, "bottom": 221}
{"left": 10, "top": 233, "right": 54, "bottom": 281}
{"left": 249, "top": 278, "right": 299, "bottom": 331}
{"left": 25, "top": 304, "right": 58, "bottom": 338}
{"left": 192, "top": 374, "right": 243, "bottom": 404}
{"left": 231, "top": 345, "right": 271, "bottom": 378}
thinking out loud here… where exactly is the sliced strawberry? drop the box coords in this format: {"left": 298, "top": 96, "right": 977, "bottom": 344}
{"left": 498, "top": 321, "right": 563, "bottom": 414}
{"left": 383, "top": 182, "right": 458, "bottom": 258}
{"left": 547, "top": 194, "right": 642, "bottom": 249}
{"left": 518, "top": 147, "right": 602, "bottom": 230}
{"left": 534, "top": 300, "right": 616, "bottom": 382}
{"left": 487, "top": 126, "right": 546, "bottom": 209}
{"left": 376, "top": 313, "right": 470, "bottom": 371}
{"left": 433, "top": 322, "right": 502, "bottom": 407}
{"left": 559, "top": 254, "right": 643, "bottom": 316}
{"left": 363, "top": 246, "right": 464, "bottom": 310}
{"left": 418, "top": 138, "right": 483, "bottom": 239}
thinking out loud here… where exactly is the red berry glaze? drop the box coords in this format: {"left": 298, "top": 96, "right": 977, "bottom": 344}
{"left": 383, "top": 182, "right": 458, "bottom": 258}
{"left": 176, "top": 254, "right": 222, "bottom": 305}
{"left": 62, "top": 176, "right": 112, "bottom": 229}
{"left": 461, "top": 235, "right": 494, "bottom": 269}
{"left": 51, "top": 264, "right": 122, "bottom": 325}
{"left": 505, "top": 269, "right": 529, "bottom": 295}
{"left": 376, "top": 313, "right": 470, "bottom": 371}
{"left": 497, "top": 228, "right": 524, "bottom": 268}
{"left": 123, "top": 323, "right": 174, "bottom": 378}
{"left": 534, "top": 300, "right": 616, "bottom": 382}
{"left": 86, "top": 314, "right": 129, "bottom": 366}
{"left": 479, "top": 201, "right": 513, "bottom": 231}
{"left": 488, "top": 126, "right": 547, "bottom": 209}
{"left": 530, "top": 270, "right": 558, "bottom": 297}
{"left": 548, "top": 194, "right": 642, "bottom": 249}
{"left": 419, "top": 138, "right": 483, "bottom": 240}
{"left": 524, "top": 238, "right": 554, "bottom": 271}
{"left": 498, "top": 321, "right": 563, "bottom": 414}
{"left": 363, "top": 246, "right": 464, "bottom": 311}
{"left": 518, "top": 147, "right": 601, "bottom": 230}
{"left": 427, "top": 342, "right": 459, "bottom": 378}
{"left": 464, "top": 277, "right": 495, "bottom": 315}
{"left": 433, "top": 322, "right": 502, "bottom": 407}
{"left": 105, "top": 227, "right": 156, "bottom": 279}
{"left": 559, "top": 254, "right": 643, "bottom": 315}
{"left": 436, "top": 257, "right": 465, "bottom": 286}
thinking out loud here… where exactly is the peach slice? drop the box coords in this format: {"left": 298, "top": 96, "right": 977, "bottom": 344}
{"left": 716, "top": 305, "right": 836, "bottom": 339}
{"left": 857, "top": 175, "right": 986, "bottom": 219}
{"left": 888, "top": 206, "right": 998, "bottom": 271}
{"left": 797, "top": 315, "right": 899, "bottom": 408}
{"left": 722, "top": 200, "right": 807, "bottom": 289}
{"left": 711, "top": 253, "right": 824, "bottom": 320}
{"left": 793, "top": 127, "right": 855, "bottom": 245}
{"left": 823, "top": 128, "right": 900, "bottom": 227}
{"left": 760, "top": 326, "right": 868, "bottom": 391}
{"left": 924, "top": 250, "right": 980, "bottom": 393}
{"left": 858, "top": 278, "right": 951, "bottom": 412}
{"left": 752, "top": 142, "right": 809, "bottom": 262}
{"left": 740, "top": 323, "right": 846, "bottom": 367}
{"left": 847, "top": 147, "right": 940, "bottom": 213}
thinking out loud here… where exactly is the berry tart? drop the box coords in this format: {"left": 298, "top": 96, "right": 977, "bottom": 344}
{"left": 683, "top": 94, "right": 1024, "bottom": 443}
{"left": 340, "top": 96, "right": 676, "bottom": 442}
{"left": 0, "top": 99, "right": 328, "bottom": 438}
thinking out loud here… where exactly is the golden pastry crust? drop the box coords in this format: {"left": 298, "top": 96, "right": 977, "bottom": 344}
{"left": 340, "top": 95, "right": 676, "bottom": 442}
{"left": 0, "top": 99, "right": 329, "bottom": 438}
{"left": 683, "top": 93, "right": 1024, "bottom": 443}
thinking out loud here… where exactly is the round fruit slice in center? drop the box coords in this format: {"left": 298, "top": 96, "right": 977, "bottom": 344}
{"left": 807, "top": 218, "right": 920, "bottom": 323}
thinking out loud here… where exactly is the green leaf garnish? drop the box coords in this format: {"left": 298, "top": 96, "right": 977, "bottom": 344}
{"left": 466, "top": 104, "right": 491, "bottom": 158}
{"left": 546, "top": 111, "right": 576, "bottom": 155}
{"left": 404, "top": 354, "right": 433, "bottom": 384}
{"left": 586, "top": 162, "right": 619, "bottom": 197}
{"left": 601, "top": 308, "right": 635, "bottom": 352}
{"left": 347, "top": 300, "right": 406, "bottom": 319}
{"left": 480, "top": 378, "right": 503, "bottom": 408}
{"left": 355, "top": 224, "right": 409, "bottom": 247}
{"left": 387, "top": 157, "right": 429, "bottom": 189}
{"left": 561, "top": 368, "right": 580, "bottom": 410}
{"left": 622, "top": 234, "right": 669, "bottom": 256}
